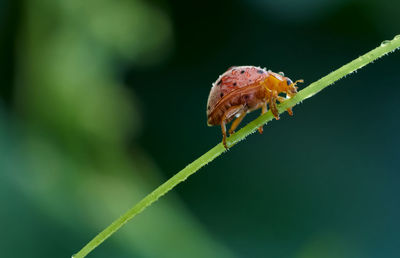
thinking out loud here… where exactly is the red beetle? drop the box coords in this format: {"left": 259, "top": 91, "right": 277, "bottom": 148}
{"left": 206, "top": 66, "right": 303, "bottom": 148}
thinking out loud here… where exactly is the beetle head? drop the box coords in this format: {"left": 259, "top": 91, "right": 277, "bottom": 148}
{"left": 285, "top": 77, "right": 304, "bottom": 96}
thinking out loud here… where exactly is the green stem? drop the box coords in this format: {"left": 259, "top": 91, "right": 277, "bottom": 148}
{"left": 73, "top": 35, "right": 400, "bottom": 258}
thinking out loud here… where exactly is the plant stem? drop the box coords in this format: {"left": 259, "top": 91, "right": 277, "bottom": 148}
{"left": 73, "top": 35, "right": 400, "bottom": 258}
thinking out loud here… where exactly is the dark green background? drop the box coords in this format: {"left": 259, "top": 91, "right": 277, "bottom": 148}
{"left": 1, "top": 0, "right": 399, "bottom": 257}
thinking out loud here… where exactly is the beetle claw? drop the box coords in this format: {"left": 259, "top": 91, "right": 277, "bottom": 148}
{"left": 223, "top": 137, "right": 229, "bottom": 149}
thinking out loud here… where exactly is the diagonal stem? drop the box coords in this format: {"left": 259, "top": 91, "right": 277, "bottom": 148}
{"left": 73, "top": 35, "right": 400, "bottom": 258}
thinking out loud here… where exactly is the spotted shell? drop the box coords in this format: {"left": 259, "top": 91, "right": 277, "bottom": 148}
{"left": 206, "top": 66, "right": 269, "bottom": 117}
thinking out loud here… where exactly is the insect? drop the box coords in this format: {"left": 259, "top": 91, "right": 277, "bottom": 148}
{"left": 206, "top": 66, "right": 303, "bottom": 148}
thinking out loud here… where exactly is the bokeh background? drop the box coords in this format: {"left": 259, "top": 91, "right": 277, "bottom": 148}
{"left": 1, "top": 0, "right": 400, "bottom": 257}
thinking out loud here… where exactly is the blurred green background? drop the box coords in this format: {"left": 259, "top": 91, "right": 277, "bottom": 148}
{"left": 1, "top": 0, "right": 400, "bottom": 257}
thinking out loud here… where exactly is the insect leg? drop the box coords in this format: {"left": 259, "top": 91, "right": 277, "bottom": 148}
{"left": 258, "top": 103, "right": 268, "bottom": 134}
{"left": 221, "top": 105, "right": 245, "bottom": 149}
{"left": 269, "top": 91, "right": 280, "bottom": 120}
{"left": 229, "top": 112, "right": 247, "bottom": 135}
{"left": 221, "top": 120, "right": 228, "bottom": 149}
{"left": 277, "top": 96, "right": 293, "bottom": 116}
